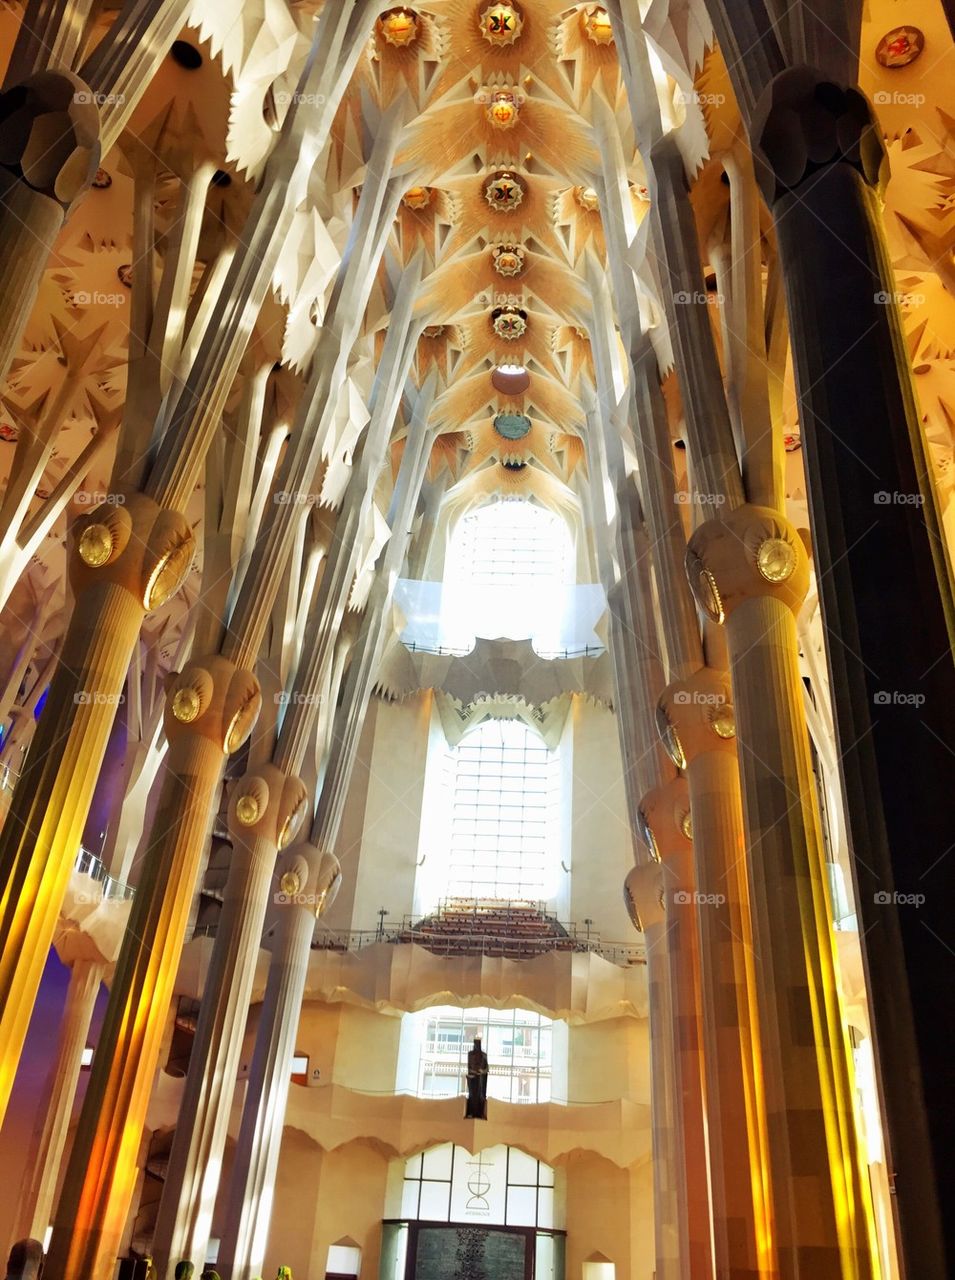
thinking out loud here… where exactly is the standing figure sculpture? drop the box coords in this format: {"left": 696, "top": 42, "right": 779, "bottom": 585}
{"left": 465, "top": 1036, "right": 489, "bottom": 1119}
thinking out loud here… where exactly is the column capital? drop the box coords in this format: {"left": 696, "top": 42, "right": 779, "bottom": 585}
{"left": 164, "top": 656, "right": 261, "bottom": 756}
{"left": 638, "top": 777, "right": 693, "bottom": 862}
{"left": 686, "top": 503, "right": 809, "bottom": 623}
{"left": 275, "top": 842, "right": 342, "bottom": 918}
{"left": 227, "top": 765, "right": 308, "bottom": 851}
{"left": 69, "top": 491, "right": 195, "bottom": 610}
{"left": 656, "top": 668, "right": 736, "bottom": 768}
{"left": 751, "top": 67, "right": 887, "bottom": 204}
{"left": 624, "top": 861, "right": 665, "bottom": 932}
{"left": 0, "top": 69, "right": 101, "bottom": 209}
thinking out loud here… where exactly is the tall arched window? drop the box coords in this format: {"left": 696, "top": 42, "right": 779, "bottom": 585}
{"left": 440, "top": 498, "right": 576, "bottom": 651}
{"left": 446, "top": 718, "right": 558, "bottom": 902}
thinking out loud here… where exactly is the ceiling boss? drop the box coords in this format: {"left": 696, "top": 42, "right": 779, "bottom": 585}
{"left": 479, "top": 3, "right": 524, "bottom": 46}
{"left": 475, "top": 82, "right": 526, "bottom": 130}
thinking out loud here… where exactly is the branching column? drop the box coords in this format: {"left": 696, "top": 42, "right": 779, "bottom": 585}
{"left": 686, "top": 507, "right": 877, "bottom": 1278}
{"left": 750, "top": 70, "right": 955, "bottom": 1275}
{"left": 216, "top": 845, "right": 342, "bottom": 1280}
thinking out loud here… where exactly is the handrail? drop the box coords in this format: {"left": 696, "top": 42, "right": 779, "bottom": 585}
{"left": 73, "top": 846, "right": 135, "bottom": 901}
{"left": 402, "top": 639, "right": 606, "bottom": 661}
{"left": 309, "top": 927, "right": 645, "bottom": 967}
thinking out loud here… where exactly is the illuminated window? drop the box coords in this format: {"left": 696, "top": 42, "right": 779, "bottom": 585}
{"left": 402, "top": 1005, "right": 553, "bottom": 1104}
{"left": 447, "top": 719, "right": 558, "bottom": 902}
{"left": 290, "top": 1052, "right": 309, "bottom": 1084}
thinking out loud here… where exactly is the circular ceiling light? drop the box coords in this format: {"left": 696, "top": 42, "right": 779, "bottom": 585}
{"left": 493, "top": 412, "right": 531, "bottom": 440}
{"left": 491, "top": 363, "right": 530, "bottom": 395}
{"left": 403, "top": 186, "right": 432, "bottom": 210}
{"left": 378, "top": 7, "right": 420, "bottom": 47}
{"left": 581, "top": 5, "right": 614, "bottom": 45}
{"left": 491, "top": 243, "right": 526, "bottom": 277}
{"left": 491, "top": 306, "right": 527, "bottom": 340}
{"left": 484, "top": 171, "right": 525, "bottom": 213}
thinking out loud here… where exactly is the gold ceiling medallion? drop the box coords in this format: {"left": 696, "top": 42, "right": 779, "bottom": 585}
{"left": 402, "top": 185, "right": 432, "bottom": 210}
{"left": 475, "top": 85, "right": 526, "bottom": 130}
{"left": 491, "top": 243, "right": 526, "bottom": 276}
{"left": 484, "top": 171, "right": 524, "bottom": 212}
{"left": 581, "top": 5, "right": 614, "bottom": 45}
{"left": 574, "top": 185, "right": 600, "bottom": 212}
{"left": 875, "top": 27, "right": 924, "bottom": 68}
{"left": 378, "top": 8, "right": 420, "bottom": 48}
{"left": 491, "top": 306, "right": 527, "bottom": 340}
{"left": 480, "top": 3, "right": 523, "bottom": 46}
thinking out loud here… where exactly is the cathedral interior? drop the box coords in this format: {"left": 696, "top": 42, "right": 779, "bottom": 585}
{"left": 0, "top": 1, "right": 953, "bottom": 1278}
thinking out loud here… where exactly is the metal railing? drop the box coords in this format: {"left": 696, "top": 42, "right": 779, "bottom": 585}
{"left": 73, "top": 847, "right": 135, "bottom": 901}
{"left": 309, "top": 925, "right": 645, "bottom": 967}
{"left": 402, "top": 639, "right": 606, "bottom": 661}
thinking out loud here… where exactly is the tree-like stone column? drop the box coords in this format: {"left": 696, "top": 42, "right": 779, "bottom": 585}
{"left": 750, "top": 68, "right": 955, "bottom": 1276}
{"left": 216, "top": 844, "right": 342, "bottom": 1280}
{"left": 149, "top": 765, "right": 308, "bottom": 1279}
{"left": 0, "top": 493, "right": 194, "bottom": 1122}
{"left": 687, "top": 503, "right": 878, "bottom": 1277}
{"left": 47, "top": 657, "right": 262, "bottom": 1280}
{"left": 640, "top": 779, "right": 713, "bottom": 1280}
{"left": 657, "top": 669, "right": 772, "bottom": 1279}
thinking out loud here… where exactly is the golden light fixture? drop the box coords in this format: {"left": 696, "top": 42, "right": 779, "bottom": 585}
{"left": 581, "top": 5, "right": 614, "bottom": 45}
{"left": 756, "top": 537, "right": 797, "bottom": 583}
{"left": 487, "top": 90, "right": 520, "bottom": 129}
{"left": 680, "top": 810, "right": 693, "bottom": 840}
{"left": 144, "top": 534, "right": 195, "bottom": 610}
{"left": 491, "top": 306, "right": 527, "bottom": 340}
{"left": 172, "top": 687, "right": 201, "bottom": 723}
{"left": 639, "top": 809, "right": 661, "bottom": 862}
{"left": 685, "top": 548, "right": 724, "bottom": 623}
{"left": 378, "top": 8, "right": 419, "bottom": 48}
{"left": 235, "top": 794, "right": 261, "bottom": 826}
{"left": 484, "top": 172, "right": 524, "bottom": 213}
{"left": 656, "top": 705, "right": 686, "bottom": 770}
{"left": 278, "top": 798, "right": 306, "bottom": 850}
{"left": 77, "top": 523, "right": 113, "bottom": 567}
{"left": 710, "top": 705, "right": 736, "bottom": 740}
{"left": 280, "top": 870, "right": 301, "bottom": 897}
{"left": 491, "top": 243, "right": 526, "bottom": 276}
{"left": 402, "top": 186, "right": 432, "bottom": 210}
{"left": 480, "top": 3, "right": 523, "bottom": 46}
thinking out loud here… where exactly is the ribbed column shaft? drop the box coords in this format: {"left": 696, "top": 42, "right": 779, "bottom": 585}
{"left": 687, "top": 750, "right": 773, "bottom": 1278}
{"left": 726, "top": 596, "right": 876, "bottom": 1279}
{"left": 16, "top": 960, "right": 103, "bottom": 1241}
{"left": 663, "top": 842, "right": 715, "bottom": 1278}
{"left": 48, "top": 733, "right": 227, "bottom": 1280}
{"left": 217, "top": 905, "right": 315, "bottom": 1280}
{"left": 150, "top": 833, "right": 279, "bottom": 1277}
{"left": 643, "top": 918, "right": 682, "bottom": 1280}
{"left": 0, "top": 581, "right": 145, "bottom": 1123}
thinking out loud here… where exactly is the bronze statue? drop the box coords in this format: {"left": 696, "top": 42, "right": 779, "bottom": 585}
{"left": 465, "top": 1036, "right": 489, "bottom": 1119}
{"left": 4, "top": 1240, "right": 43, "bottom": 1280}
